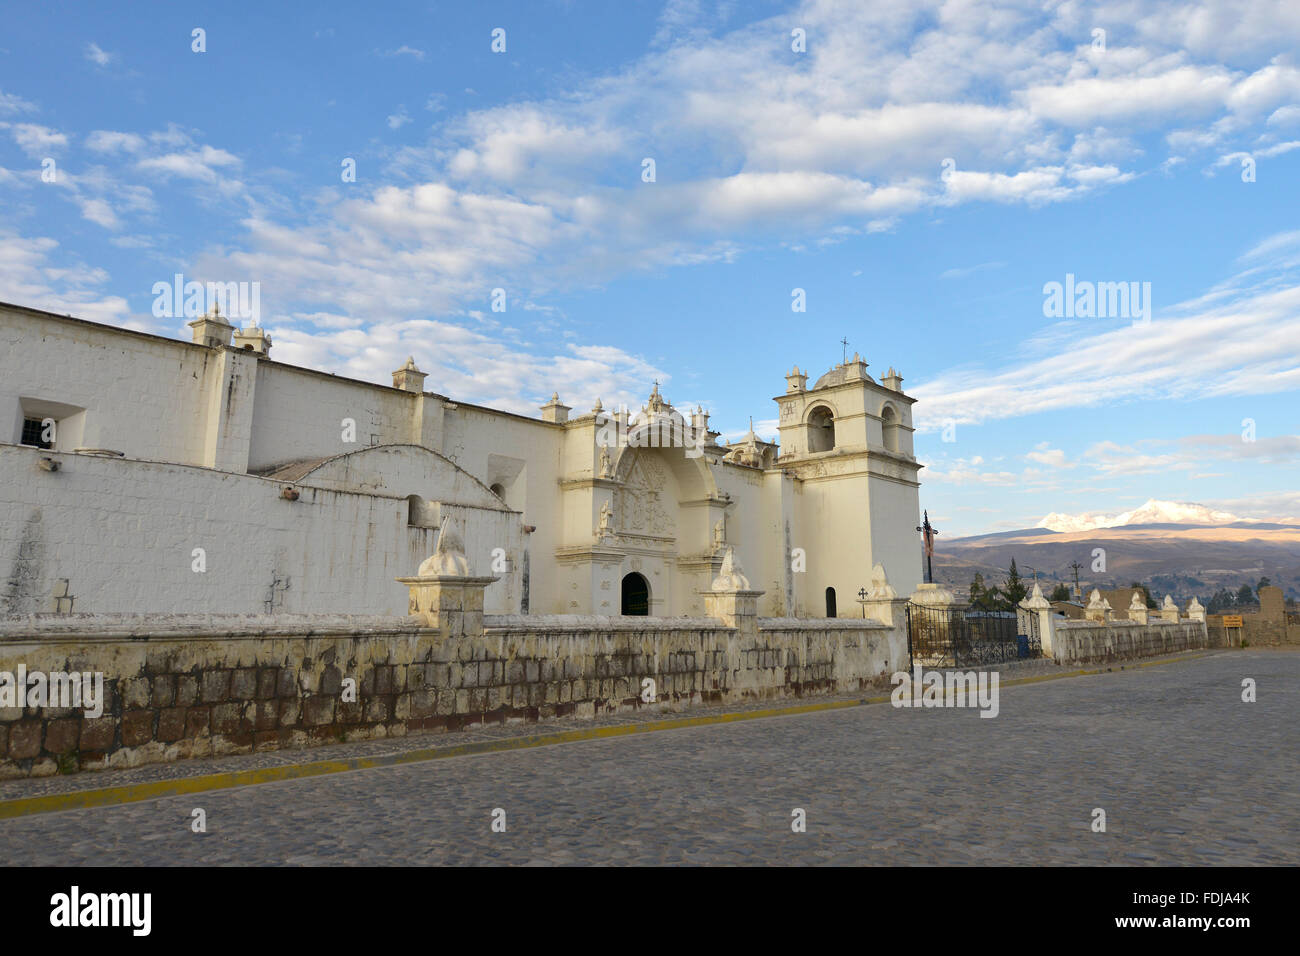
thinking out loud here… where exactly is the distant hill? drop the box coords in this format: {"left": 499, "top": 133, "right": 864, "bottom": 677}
{"left": 936, "top": 501, "right": 1300, "bottom": 603}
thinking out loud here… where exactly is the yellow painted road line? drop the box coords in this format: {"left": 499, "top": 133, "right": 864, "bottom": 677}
{"left": 0, "top": 650, "right": 1216, "bottom": 820}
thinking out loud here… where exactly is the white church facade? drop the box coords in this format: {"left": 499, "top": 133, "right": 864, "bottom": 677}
{"left": 0, "top": 301, "right": 923, "bottom": 620}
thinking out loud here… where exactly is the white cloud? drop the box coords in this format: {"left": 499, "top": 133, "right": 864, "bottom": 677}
{"left": 84, "top": 42, "right": 114, "bottom": 67}
{"left": 1026, "top": 443, "right": 1070, "bottom": 468}
{"left": 0, "top": 231, "right": 129, "bottom": 324}
{"left": 912, "top": 230, "right": 1300, "bottom": 429}
{"left": 0, "top": 90, "right": 37, "bottom": 115}
{"left": 78, "top": 198, "right": 119, "bottom": 230}
{"left": 136, "top": 145, "right": 241, "bottom": 183}
{"left": 383, "top": 45, "right": 425, "bottom": 59}
{"left": 940, "top": 261, "right": 1006, "bottom": 280}
{"left": 5, "top": 123, "right": 68, "bottom": 157}
{"left": 86, "top": 130, "right": 146, "bottom": 153}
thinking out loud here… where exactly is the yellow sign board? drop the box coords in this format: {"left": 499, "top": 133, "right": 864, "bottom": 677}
{"left": 1221, "top": 615, "right": 1244, "bottom": 628}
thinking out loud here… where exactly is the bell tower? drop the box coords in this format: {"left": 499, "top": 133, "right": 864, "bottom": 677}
{"left": 772, "top": 354, "right": 923, "bottom": 613}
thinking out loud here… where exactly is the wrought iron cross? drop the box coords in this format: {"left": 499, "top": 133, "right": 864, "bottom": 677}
{"left": 916, "top": 510, "right": 938, "bottom": 584}
{"left": 840, "top": 337, "right": 849, "bottom": 364}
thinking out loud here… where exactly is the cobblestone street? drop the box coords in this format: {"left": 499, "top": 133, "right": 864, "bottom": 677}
{"left": 2, "top": 651, "right": 1295, "bottom": 865}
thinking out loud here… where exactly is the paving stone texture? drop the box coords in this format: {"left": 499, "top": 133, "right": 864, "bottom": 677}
{"left": 0, "top": 650, "right": 1293, "bottom": 865}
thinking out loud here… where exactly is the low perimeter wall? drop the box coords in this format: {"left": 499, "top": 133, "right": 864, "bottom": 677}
{"left": 0, "top": 613, "right": 903, "bottom": 778}
{"left": 1048, "top": 618, "right": 1208, "bottom": 665}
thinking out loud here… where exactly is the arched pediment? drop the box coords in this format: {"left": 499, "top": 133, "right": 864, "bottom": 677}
{"left": 611, "top": 443, "right": 717, "bottom": 500}
{"left": 264, "top": 443, "right": 509, "bottom": 510}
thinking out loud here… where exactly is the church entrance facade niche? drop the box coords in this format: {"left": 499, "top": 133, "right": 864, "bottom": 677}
{"left": 621, "top": 572, "right": 650, "bottom": 615}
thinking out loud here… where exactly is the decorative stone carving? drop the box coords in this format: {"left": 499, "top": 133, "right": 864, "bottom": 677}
{"left": 420, "top": 521, "right": 470, "bottom": 576}
{"left": 866, "top": 562, "right": 898, "bottom": 601}
{"left": 704, "top": 547, "right": 764, "bottom": 633}
{"left": 1021, "top": 582, "right": 1051, "bottom": 610}
{"left": 711, "top": 546, "right": 750, "bottom": 591}
{"left": 396, "top": 519, "right": 498, "bottom": 637}
{"left": 909, "top": 581, "right": 959, "bottom": 607}
{"left": 1085, "top": 588, "right": 1112, "bottom": 622}
{"left": 615, "top": 454, "right": 672, "bottom": 536}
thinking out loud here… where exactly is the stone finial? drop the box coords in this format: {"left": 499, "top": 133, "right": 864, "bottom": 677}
{"left": 187, "top": 310, "right": 235, "bottom": 348}
{"left": 1162, "top": 594, "right": 1177, "bottom": 610}
{"left": 1130, "top": 592, "right": 1145, "bottom": 610}
{"left": 592, "top": 397, "right": 603, "bottom": 414}
{"left": 1022, "top": 582, "right": 1051, "bottom": 610}
{"left": 882, "top": 367, "right": 904, "bottom": 391}
{"left": 711, "top": 546, "right": 751, "bottom": 591}
{"left": 392, "top": 356, "right": 427, "bottom": 393}
{"left": 704, "top": 547, "right": 764, "bottom": 632}
{"left": 419, "top": 521, "right": 471, "bottom": 576}
{"left": 910, "top": 581, "right": 959, "bottom": 607}
{"left": 1187, "top": 597, "right": 1206, "bottom": 622}
{"left": 540, "top": 392, "right": 571, "bottom": 423}
{"left": 866, "top": 562, "right": 898, "bottom": 601}
{"left": 233, "top": 326, "right": 272, "bottom": 356}
{"left": 785, "top": 365, "right": 808, "bottom": 393}
{"left": 397, "top": 519, "right": 499, "bottom": 635}
{"left": 692, "top": 405, "right": 710, "bottom": 433}
{"left": 1085, "top": 588, "right": 1110, "bottom": 622}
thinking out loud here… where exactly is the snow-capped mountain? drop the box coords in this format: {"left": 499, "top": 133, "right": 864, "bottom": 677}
{"left": 1035, "top": 499, "right": 1244, "bottom": 533}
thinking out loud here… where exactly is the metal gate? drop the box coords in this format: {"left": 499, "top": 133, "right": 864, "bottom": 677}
{"left": 907, "top": 603, "right": 1042, "bottom": 667}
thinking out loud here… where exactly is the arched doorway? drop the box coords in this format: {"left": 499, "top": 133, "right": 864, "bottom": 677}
{"left": 622, "top": 573, "right": 650, "bottom": 615}
{"left": 825, "top": 586, "right": 837, "bottom": 617}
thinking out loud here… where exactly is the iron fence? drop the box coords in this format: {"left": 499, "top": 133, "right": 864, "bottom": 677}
{"left": 907, "top": 603, "right": 1043, "bottom": 668}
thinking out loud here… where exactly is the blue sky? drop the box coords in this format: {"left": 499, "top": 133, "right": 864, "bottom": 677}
{"left": 2, "top": 0, "right": 1299, "bottom": 535}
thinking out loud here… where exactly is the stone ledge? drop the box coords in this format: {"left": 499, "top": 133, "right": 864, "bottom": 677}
{"left": 485, "top": 614, "right": 728, "bottom": 633}
{"left": 0, "top": 612, "right": 428, "bottom": 642}
{"left": 760, "top": 617, "right": 893, "bottom": 631}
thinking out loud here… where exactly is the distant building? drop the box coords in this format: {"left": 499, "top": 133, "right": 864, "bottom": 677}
{"left": 1050, "top": 600, "right": 1086, "bottom": 620}
{"left": 1100, "top": 587, "right": 1146, "bottom": 620}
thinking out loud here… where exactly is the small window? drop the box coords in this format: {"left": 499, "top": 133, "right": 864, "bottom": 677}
{"left": 825, "top": 587, "right": 837, "bottom": 617}
{"left": 407, "top": 494, "right": 425, "bottom": 526}
{"left": 21, "top": 417, "right": 52, "bottom": 449}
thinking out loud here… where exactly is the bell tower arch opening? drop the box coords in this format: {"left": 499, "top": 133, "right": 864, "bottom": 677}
{"left": 807, "top": 405, "right": 835, "bottom": 452}
{"left": 881, "top": 404, "right": 900, "bottom": 453}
